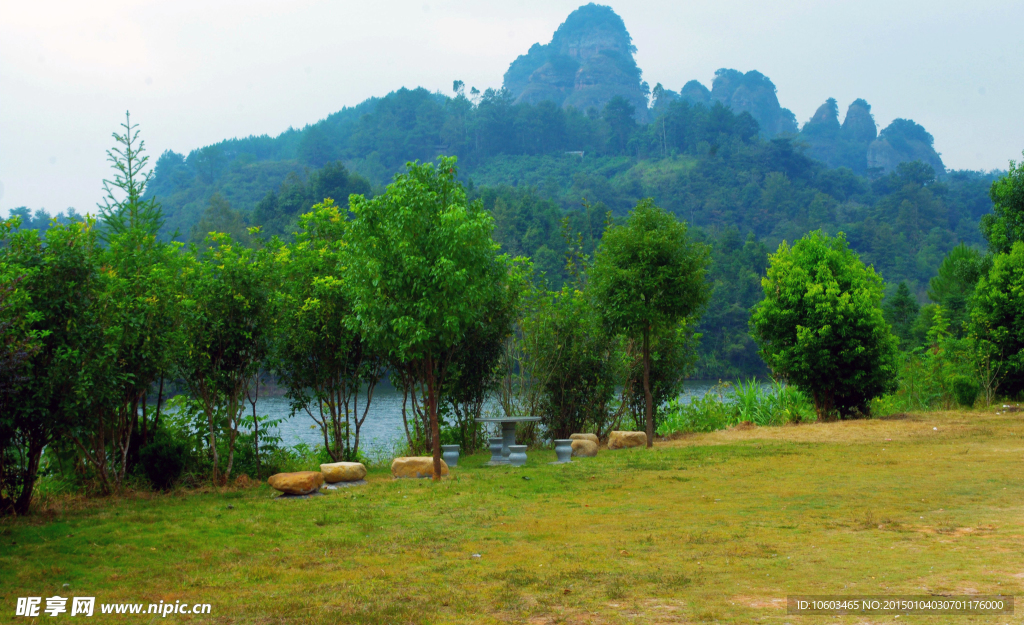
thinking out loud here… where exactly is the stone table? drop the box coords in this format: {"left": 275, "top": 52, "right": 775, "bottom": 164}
{"left": 475, "top": 416, "right": 541, "bottom": 464}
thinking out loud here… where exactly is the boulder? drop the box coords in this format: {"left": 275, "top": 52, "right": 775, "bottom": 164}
{"left": 570, "top": 433, "right": 599, "bottom": 445}
{"left": 608, "top": 431, "right": 647, "bottom": 449}
{"left": 391, "top": 457, "right": 449, "bottom": 479}
{"left": 320, "top": 462, "right": 367, "bottom": 483}
{"left": 267, "top": 471, "right": 324, "bottom": 495}
{"left": 570, "top": 439, "right": 598, "bottom": 457}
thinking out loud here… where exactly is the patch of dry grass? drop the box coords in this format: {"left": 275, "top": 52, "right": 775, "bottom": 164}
{"left": 2, "top": 408, "right": 1023, "bottom": 623}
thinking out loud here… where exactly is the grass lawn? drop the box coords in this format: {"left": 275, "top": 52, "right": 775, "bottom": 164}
{"left": 2, "top": 409, "right": 1023, "bottom": 624}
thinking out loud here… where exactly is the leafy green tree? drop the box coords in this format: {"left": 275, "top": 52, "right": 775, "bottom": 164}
{"left": 520, "top": 284, "right": 619, "bottom": 440}
{"left": 272, "top": 199, "right": 384, "bottom": 461}
{"left": 591, "top": 199, "right": 710, "bottom": 446}
{"left": 981, "top": 153, "right": 1024, "bottom": 253}
{"left": 189, "top": 194, "right": 252, "bottom": 247}
{"left": 441, "top": 265, "right": 524, "bottom": 453}
{"left": 926, "top": 243, "right": 988, "bottom": 334}
{"left": 70, "top": 117, "right": 183, "bottom": 493}
{"left": 603, "top": 96, "right": 637, "bottom": 155}
{"left": 0, "top": 219, "right": 103, "bottom": 514}
{"left": 970, "top": 241, "right": 1024, "bottom": 397}
{"left": 884, "top": 281, "right": 921, "bottom": 347}
{"left": 622, "top": 320, "right": 698, "bottom": 433}
{"left": 750, "top": 231, "right": 899, "bottom": 419}
{"left": 348, "top": 157, "right": 515, "bottom": 479}
{"left": 175, "top": 232, "right": 273, "bottom": 483}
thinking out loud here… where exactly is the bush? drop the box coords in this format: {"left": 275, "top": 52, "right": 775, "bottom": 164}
{"left": 950, "top": 375, "right": 980, "bottom": 408}
{"left": 750, "top": 231, "right": 899, "bottom": 419}
{"left": 139, "top": 429, "right": 189, "bottom": 491}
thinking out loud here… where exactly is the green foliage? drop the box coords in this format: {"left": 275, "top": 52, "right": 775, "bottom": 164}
{"left": 622, "top": 322, "right": 698, "bottom": 433}
{"left": 884, "top": 282, "right": 920, "bottom": 347}
{"left": 0, "top": 219, "right": 104, "bottom": 514}
{"left": 519, "top": 284, "right": 619, "bottom": 440}
{"left": 98, "top": 111, "right": 163, "bottom": 238}
{"left": 981, "top": 153, "right": 1024, "bottom": 254}
{"left": 970, "top": 241, "right": 1024, "bottom": 397}
{"left": 174, "top": 232, "right": 274, "bottom": 483}
{"left": 591, "top": 198, "right": 710, "bottom": 443}
{"left": 272, "top": 199, "right": 384, "bottom": 462}
{"left": 950, "top": 375, "right": 980, "bottom": 409}
{"left": 926, "top": 243, "right": 988, "bottom": 334}
{"left": 189, "top": 194, "right": 252, "bottom": 246}
{"left": 347, "top": 157, "right": 518, "bottom": 476}
{"left": 750, "top": 231, "right": 899, "bottom": 419}
{"left": 138, "top": 426, "right": 189, "bottom": 491}
{"left": 656, "top": 389, "right": 732, "bottom": 434}
{"left": 656, "top": 380, "right": 814, "bottom": 436}
{"left": 253, "top": 161, "right": 371, "bottom": 239}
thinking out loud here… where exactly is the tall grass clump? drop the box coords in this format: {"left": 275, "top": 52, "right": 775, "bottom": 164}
{"left": 656, "top": 380, "right": 815, "bottom": 436}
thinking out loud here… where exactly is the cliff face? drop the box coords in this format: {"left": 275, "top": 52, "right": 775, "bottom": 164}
{"left": 503, "top": 3, "right": 648, "bottom": 120}
{"left": 679, "top": 70, "right": 797, "bottom": 137}
{"left": 868, "top": 119, "right": 945, "bottom": 175}
{"left": 796, "top": 100, "right": 942, "bottom": 175}
{"left": 841, "top": 99, "right": 876, "bottom": 144}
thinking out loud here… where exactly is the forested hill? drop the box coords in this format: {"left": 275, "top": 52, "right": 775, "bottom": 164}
{"left": 128, "top": 2, "right": 999, "bottom": 378}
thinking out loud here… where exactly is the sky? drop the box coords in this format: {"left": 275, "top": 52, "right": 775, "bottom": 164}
{"left": 2, "top": 0, "right": 1023, "bottom": 216}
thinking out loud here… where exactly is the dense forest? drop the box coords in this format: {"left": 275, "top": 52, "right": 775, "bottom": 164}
{"left": 7, "top": 3, "right": 1001, "bottom": 379}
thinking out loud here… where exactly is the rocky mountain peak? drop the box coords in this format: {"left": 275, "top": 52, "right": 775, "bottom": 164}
{"left": 503, "top": 4, "right": 648, "bottom": 119}
{"left": 868, "top": 118, "right": 945, "bottom": 174}
{"left": 681, "top": 69, "right": 797, "bottom": 137}
{"left": 841, "top": 99, "right": 877, "bottom": 143}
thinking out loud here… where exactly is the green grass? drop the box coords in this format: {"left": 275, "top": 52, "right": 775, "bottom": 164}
{"left": 3, "top": 409, "right": 1023, "bottom": 623}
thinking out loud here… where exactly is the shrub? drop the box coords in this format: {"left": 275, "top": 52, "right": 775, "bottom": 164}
{"left": 750, "top": 231, "right": 899, "bottom": 419}
{"left": 950, "top": 375, "right": 980, "bottom": 409}
{"left": 139, "top": 429, "right": 189, "bottom": 491}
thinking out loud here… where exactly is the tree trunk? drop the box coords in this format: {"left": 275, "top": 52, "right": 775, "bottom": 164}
{"left": 154, "top": 376, "right": 164, "bottom": 430}
{"left": 643, "top": 326, "right": 654, "bottom": 448}
{"left": 141, "top": 391, "right": 148, "bottom": 447}
{"left": 202, "top": 386, "right": 219, "bottom": 485}
{"left": 13, "top": 436, "right": 46, "bottom": 515}
{"left": 426, "top": 357, "right": 442, "bottom": 481}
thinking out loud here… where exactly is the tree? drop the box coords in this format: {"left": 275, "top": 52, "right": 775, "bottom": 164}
{"left": 970, "top": 241, "right": 1024, "bottom": 397}
{"left": 750, "top": 230, "right": 899, "bottom": 419}
{"left": 622, "top": 320, "right": 698, "bottom": 433}
{"left": 273, "top": 199, "right": 384, "bottom": 462}
{"left": 189, "top": 194, "right": 252, "bottom": 247}
{"left": 520, "top": 284, "right": 619, "bottom": 440}
{"left": 884, "top": 281, "right": 920, "bottom": 347}
{"left": 0, "top": 219, "right": 103, "bottom": 514}
{"left": 74, "top": 116, "right": 182, "bottom": 493}
{"left": 348, "top": 157, "right": 516, "bottom": 479}
{"left": 603, "top": 96, "right": 637, "bottom": 155}
{"left": 591, "top": 199, "right": 710, "bottom": 446}
{"left": 981, "top": 153, "right": 1024, "bottom": 253}
{"left": 98, "top": 111, "right": 162, "bottom": 239}
{"left": 175, "top": 232, "right": 273, "bottom": 484}
{"left": 926, "top": 243, "right": 988, "bottom": 334}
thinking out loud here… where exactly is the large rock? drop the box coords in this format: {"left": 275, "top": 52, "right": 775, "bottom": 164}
{"left": 391, "top": 457, "right": 449, "bottom": 479}
{"left": 608, "top": 431, "right": 647, "bottom": 450}
{"left": 570, "top": 433, "right": 599, "bottom": 445}
{"left": 320, "top": 462, "right": 366, "bottom": 483}
{"left": 267, "top": 471, "right": 324, "bottom": 495}
{"left": 571, "top": 439, "right": 598, "bottom": 457}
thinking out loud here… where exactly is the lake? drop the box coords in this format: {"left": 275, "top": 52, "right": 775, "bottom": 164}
{"left": 248, "top": 379, "right": 742, "bottom": 452}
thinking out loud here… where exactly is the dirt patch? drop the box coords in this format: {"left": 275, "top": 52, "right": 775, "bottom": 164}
{"left": 732, "top": 595, "right": 786, "bottom": 609}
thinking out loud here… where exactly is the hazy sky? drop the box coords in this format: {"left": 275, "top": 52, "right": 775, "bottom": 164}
{"left": 2, "top": 0, "right": 1022, "bottom": 215}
